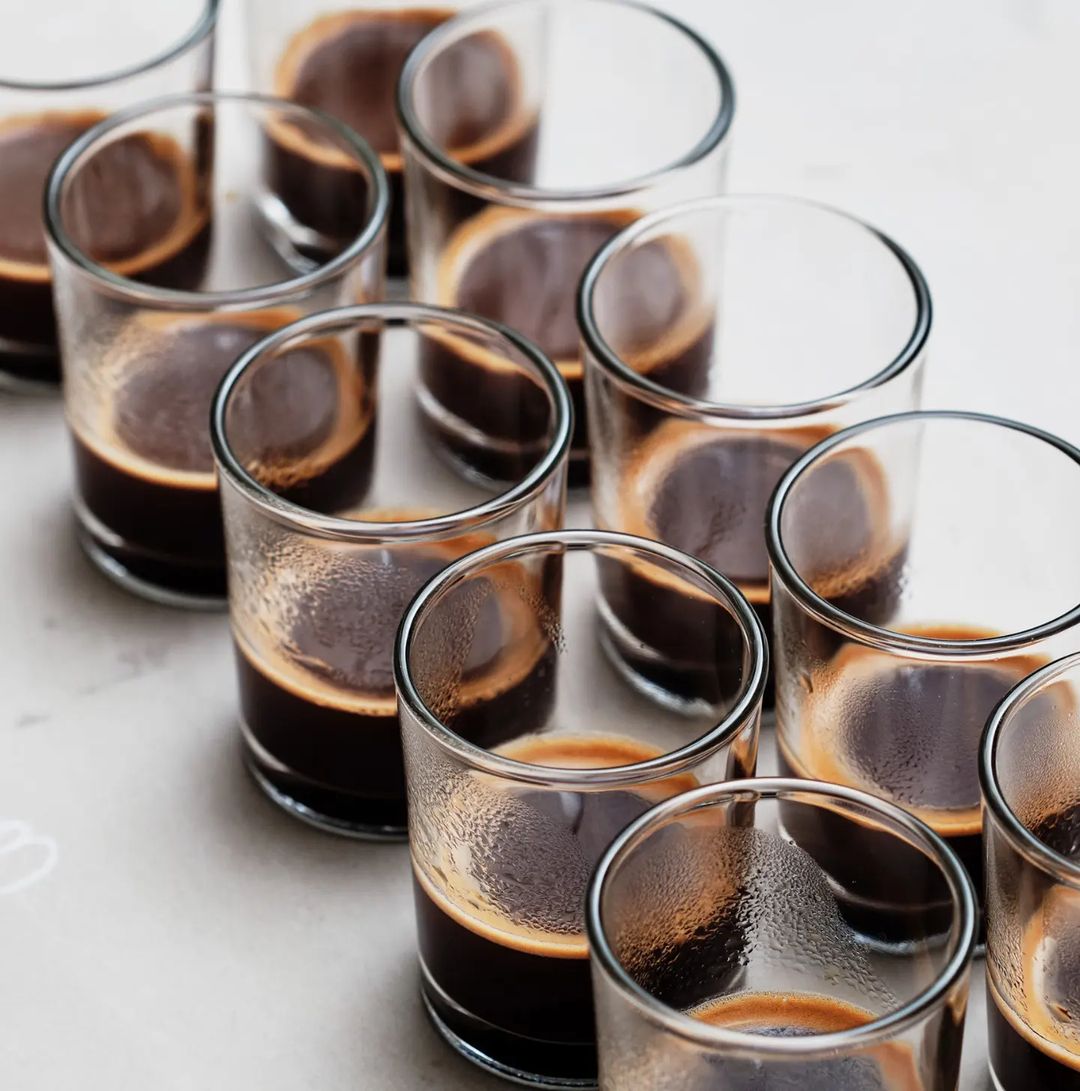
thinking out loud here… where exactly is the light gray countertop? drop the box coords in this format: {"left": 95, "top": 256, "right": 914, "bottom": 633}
{"left": 3, "top": 0, "right": 1076, "bottom": 1086}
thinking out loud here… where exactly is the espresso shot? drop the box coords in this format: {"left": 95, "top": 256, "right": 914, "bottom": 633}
{"left": 983, "top": 656, "right": 1080, "bottom": 1091}
{"left": 215, "top": 305, "right": 571, "bottom": 837}
{"left": 770, "top": 412, "right": 1080, "bottom": 929}
{"left": 236, "top": 528, "right": 555, "bottom": 831}
{"left": 401, "top": 0, "right": 734, "bottom": 477}
{"left": 777, "top": 628, "right": 1046, "bottom": 935}
{"left": 261, "top": 3, "right": 536, "bottom": 277}
{"left": 988, "top": 881, "right": 1080, "bottom": 1091}
{"left": 603, "top": 427, "right": 904, "bottom": 711}
{"left": 587, "top": 782, "right": 977, "bottom": 1091}
{"left": 0, "top": 0, "right": 216, "bottom": 389}
{"left": 584, "top": 198, "right": 929, "bottom": 702}
{"left": 1, "top": 115, "right": 214, "bottom": 385}
{"left": 413, "top": 733, "right": 701, "bottom": 1084}
{"left": 47, "top": 94, "right": 388, "bottom": 606}
{"left": 70, "top": 311, "right": 375, "bottom": 600}
{"left": 398, "top": 531, "right": 765, "bottom": 1085}
{"left": 426, "top": 209, "right": 710, "bottom": 486}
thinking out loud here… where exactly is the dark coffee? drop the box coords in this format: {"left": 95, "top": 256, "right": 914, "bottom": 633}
{"left": 779, "top": 626, "right": 1047, "bottom": 936}
{"left": 689, "top": 992, "right": 926, "bottom": 1090}
{"left": 428, "top": 211, "right": 707, "bottom": 482}
{"left": 239, "top": 541, "right": 555, "bottom": 832}
{"left": 270, "top": 8, "right": 535, "bottom": 276}
{"left": 71, "top": 313, "right": 366, "bottom": 599}
{"left": 414, "top": 734, "right": 702, "bottom": 1082}
{"left": 608, "top": 434, "right": 895, "bottom": 706}
{"left": 0, "top": 114, "right": 210, "bottom": 385}
{"left": 988, "top": 807, "right": 1080, "bottom": 1090}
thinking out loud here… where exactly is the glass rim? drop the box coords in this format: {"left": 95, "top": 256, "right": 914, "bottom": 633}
{"left": 766, "top": 409, "right": 1080, "bottom": 655}
{"left": 396, "top": 0, "right": 735, "bottom": 204}
{"left": 0, "top": 0, "right": 219, "bottom": 91}
{"left": 394, "top": 528, "right": 768, "bottom": 789}
{"left": 586, "top": 776, "right": 978, "bottom": 1058}
{"left": 981, "top": 651, "right": 1080, "bottom": 889}
{"left": 211, "top": 303, "right": 572, "bottom": 541}
{"left": 578, "top": 194, "right": 932, "bottom": 419}
{"left": 44, "top": 90, "right": 390, "bottom": 308}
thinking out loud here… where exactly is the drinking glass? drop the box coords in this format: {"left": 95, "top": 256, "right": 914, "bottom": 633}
{"left": 0, "top": 0, "right": 218, "bottom": 390}
{"left": 244, "top": 0, "right": 485, "bottom": 279}
{"left": 588, "top": 778, "right": 977, "bottom": 1090}
{"left": 983, "top": 652, "right": 1080, "bottom": 1089}
{"left": 212, "top": 303, "right": 571, "bottom": 839}
{"left": 46, "top": 92, "right": 388, "bottom": 607}
{"left": 397, "top": 529, "right": 767, "bottom": 1086}
{"left": 582, "top": 195, "right": 929, "bottom": 691}
{"left": 398, "top": 0, "right": 734, "bottom": 481}
{"left": 767, "top": 411, "right": 1080, "bottom": 913}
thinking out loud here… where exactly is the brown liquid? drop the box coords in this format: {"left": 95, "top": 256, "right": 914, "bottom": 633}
{"left": 780, "top": 625, "right": 1047, "bottom": 937}
{"left": 72, "top": 313, "right": 369, "bottom": 599}
{"left": 240, "top": 540, "right": 554, "bottom": 832}
{"left": 0, "top": 114, "right": 210, "bottom": 384}
{"left": 414, "top": 733, "right": 701, "bottom": 1081}
{"left": 688, "top": 992, "right": 926, "bottom": 1090}
{"left": 988, "top": 808, "right": 1080, "bottom": 1089}
{"left": 608, "top": 431, "right": 896, "bottom": 706}
{"left": 428, "top": 209, "right": 708, "bottom": 481}
{"left": 270, "top": 8, "right": 536, "bottom": 277}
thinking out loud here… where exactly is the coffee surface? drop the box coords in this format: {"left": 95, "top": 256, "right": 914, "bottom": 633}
{"left": 797, "top": 625, "right": 1039, "bottom": 828}
{"left": 688, "top": 992, "right": 923, "bottom": 1091}
{"left": 114, "top": 321, "right": 339, "bottom": 474}
{"left": 0, "top": 112, "right": 105, "bottom": 269}
{"left": 279, "top": 9, "right": 524, "bottom": 164}
{"left": 1006, "top": 817, "right": 1080, "bottom": 1066}
{"left": 419, "top": 733, "right": 694, "bottom": 952}
{"left": 283, "top": 548, "right": 473, "bottom": 700}
{"left": 450, "top": 213, "right": 637, "bottom": 365}
{"left": 281, "top": 9, "right": 450, "bottom": 159}
{"left": 693, "top": 991, "right": 874, "bottom": 1035}
{"left": 644, "top": 431, "right": 827, "bottom": 587}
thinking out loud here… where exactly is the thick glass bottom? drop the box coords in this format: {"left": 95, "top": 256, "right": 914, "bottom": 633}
{"left": 242, "top": 734, "right": 407, "bottom": 841}
{"left": 419, "top": 960, "right": 598, "bottom": 1089}
{"left": 75, "top": 513, "right": 226, "bottom": 610}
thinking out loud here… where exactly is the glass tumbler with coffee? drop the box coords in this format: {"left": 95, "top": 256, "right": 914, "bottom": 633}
{"left": 767, "top": 411, "right": 1080, "bottom": 925}
{"left": 398, "top": 0, "right": 735, "bottom": 482}
{"left": 245, "top": 0, "right": 489, "bottom": 279}
{"left": 212, "top": 303, "right": 572, "bottom": 839}
{"left": 581, "top": 196, "right": 929, "bottom": 701}
{"left": 396, "top": 530, "right": 767, "bottom": 1087}
{"left": 46, "top": 92, "right": 388, "bottom": 607}
{"left": 0, "top": 0, "right": 217, "bottom": 391}
{"left": 982, "top": 652, "right": 1080, "bottom": 1090}
{"left": 587, "top": 779, "right": 977, "bottom": 1090}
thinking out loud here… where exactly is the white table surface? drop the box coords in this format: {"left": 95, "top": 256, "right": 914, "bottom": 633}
{"left": 4, "top": 0, "right": 1076, "bottom": 1086}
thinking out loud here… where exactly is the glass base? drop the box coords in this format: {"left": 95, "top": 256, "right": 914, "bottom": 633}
{"left": 75, "top": 515, "right": 226, "bottom": 611}
{"left": 243, "top": 747, "right": 407, "bottom": 842}
{"left": 419, "top": 961, "right": 597, "bottom": 1089}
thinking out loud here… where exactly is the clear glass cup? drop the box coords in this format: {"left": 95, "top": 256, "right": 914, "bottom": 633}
{"left": 398, "top": 0, "right": 734, "bottom": 482}
{"left": 244, "top": 0, "right": 485, "bottom": 280}
{"left": 581, "top": 195, "right": 929, "bottom": 703}
{"left": 587, "top": 778, "right": 977, "bottom": 1090}
{"left": 0, "top": 0, "right": 218, "bottom": 391}
{"left": 212, "top": 303, "right": 572, "bottom": 839}
{"left": 45, "top": 92, "right": 389, "bottom": 608}
{"left": 767, "top": 411, "right": 1080, "bottom": 923}
{"left": 982, "top": 652, "right": 1080, "bottom": 1089}
{"left": 397, "top": 529, "right": 767, "bottom": 1087}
